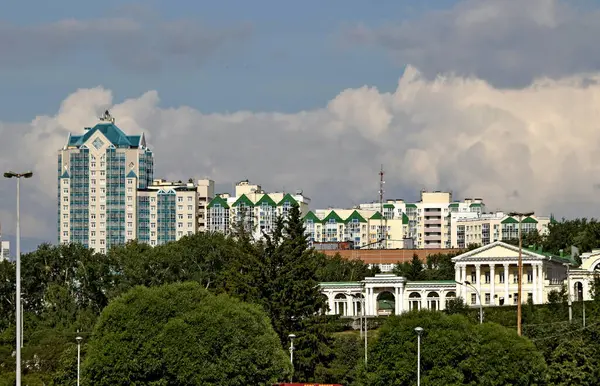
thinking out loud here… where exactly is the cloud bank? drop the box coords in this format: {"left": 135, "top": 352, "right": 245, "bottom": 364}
{"left": 343, "top": 0, "right": 600, "bottom": 87}
{"left": 2, "top": 66, "right": 600, "bottom": 240}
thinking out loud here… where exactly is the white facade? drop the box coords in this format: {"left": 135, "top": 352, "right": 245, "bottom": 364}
{"left": 321, "top": 241, "right": 579, "bottom": 317}
{"left": 450, "top": 211, "right": 551, "bottom": 248}
{"left": 359, "top": 191, "right": 486, "bottom": 249}
{"left": 0, "top": 240, "right": 9, "bottom": 261}
{"left": 206, "top": 180, "right": 310, "bottom": 240}
{"left": 567, "top": 249, "right": 600, "bottom": 302}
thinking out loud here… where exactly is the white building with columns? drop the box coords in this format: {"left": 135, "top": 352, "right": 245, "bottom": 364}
{"left": 320, "top": 241, "right": 578, "bottom": 317}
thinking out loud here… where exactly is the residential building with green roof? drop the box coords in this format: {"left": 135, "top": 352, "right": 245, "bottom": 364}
{"left": 449, "top": 211, "right": 550, "bottom": 249}
{"left": 358, "top": 190, "right": 486, "bottom": 249}
{"left": 58, "top": 111, "right": 154, "bottom": 252}
{"left": 206, "top": 180, "right": 310, "bottom": 239}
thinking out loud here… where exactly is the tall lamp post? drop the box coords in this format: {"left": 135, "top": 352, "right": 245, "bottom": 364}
{"left": 4, "top": 170, "right": 33, "bottom": 386}
{"left": 456, "top": 280, "right": 483, "bottom": 324}
{"left": 508, "top": 211, "right": 534, "bottom": 336}
{"left": 415, "top": 326, "right": 424, "bottom": 386}
{"left": 288, "top": 334, "right": 295, "bottom": 383}
{"left": 76, "top": 335, "right": 83, "bottom": 386}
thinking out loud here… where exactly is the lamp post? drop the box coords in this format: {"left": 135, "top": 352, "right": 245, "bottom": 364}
{"left": 4, "top": 170, "right": 33, "bottom": 386}
{"left": 415, "top": 326, "right": 424, "bottom": 386}
{"left": 288, "top": 334, "right": 295, "bottom": 382}
{"left": 456, "top": 280, "right": 483, "bottom": 324}
{"left": 508, "top": 211, "right": 534, "bottom": 336}
{"left": 76, "top": 335, "right": 83, "bottom": 386}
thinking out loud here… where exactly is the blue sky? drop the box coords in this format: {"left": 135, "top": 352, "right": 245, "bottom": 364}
{"left": 0, "top": 0, "right": 462, "bottom": 121}
{"left": 6, "top": 0, "right": 600, "bottom": 251}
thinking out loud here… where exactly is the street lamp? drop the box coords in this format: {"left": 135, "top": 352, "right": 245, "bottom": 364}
{"left": 76, "top": 335, "right": 83, "bottom": 386}
{"left": 456, "top": 280, "right": 483, "bottom": 324}
{"left": 415, "top": 326, "right": 424, "bottom": 386}
{"left": 288, "top": 334, "right": 296, "bottom": 382}
{"left": 508, "top": 211, "right": 534, "bottom": 336}
{"left": 4, "top": 170, "right": 33, "bottom": 386}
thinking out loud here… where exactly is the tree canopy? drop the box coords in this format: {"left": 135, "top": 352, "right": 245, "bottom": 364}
{"left": 83, "top": 282, "right": 291, "bottom": 386}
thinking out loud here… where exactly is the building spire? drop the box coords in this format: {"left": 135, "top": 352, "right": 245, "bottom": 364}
{"left": 99, "top": 110, "right": 115, "bottom": 123}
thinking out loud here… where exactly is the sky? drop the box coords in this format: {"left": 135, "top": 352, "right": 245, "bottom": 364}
{"left": 3, "top": 0, "right": 600, "bottom": 251}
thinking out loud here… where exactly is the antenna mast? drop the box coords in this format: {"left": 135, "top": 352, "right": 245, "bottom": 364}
{"left": 379, "top": 165, "right": 386, "bottom": 249}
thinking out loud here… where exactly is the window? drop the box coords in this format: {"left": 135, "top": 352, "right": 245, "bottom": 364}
{"left": 485, "top": 293, "right": 491, "bottom": 304}
{"left": 127, "top": 222, "right": 133, "bottom": 228}
{"left": 91, "top": 222, "right": 96, "bottom": 228}
{"left": 471, "top": 293, "right": 477, "bottom": 305}
{"left": 178, "top": 214, "right": 183, "bottom": 219}
{"left": 485, "top": 271, "right": 491, "bottom": 284}
{"left": 127, "top": 196, "right": 132, "bottom": 202}
{"left": 499, "top": 271, "right": 505, "bottom": 284}
{"left": 91, "top": 179, "right": 96, "bottom": 185}
{"left": 100, "top": 205, "right": 105, "bottom": 210}
{"left": 91, "top": 171, "right": 96, "bottom": 176}
{"left": 178, "top": 231, "right": 183, "bottom": 237}
{"left": 187, "top": 214, "right": 193, "bottom": 219}
{"left": 178, "top": 222, "right": 183, "bottom": 228}
{"left": 91, "top": 231, "right": 96, "bottom": 237}
{"left": 188, "top": 205, "right": 193, "bottom": 210}
{"left": 63, "top": 188, "right": 68, "bottom": 194}
{"left": 91, "top": 188, "right": 96, "bottom": 194}
{"left": 91, "top": 214, "right": 96, "bottom": 219}
{"left": 188, "top": 196, "right": 193, "bottom": 202}
{"left": 127, "top": 187, "right": 133, "bottom": 193}
{"left": 128, "top": 179, "right": 133, "bottom": 185}
{"left": 100, "top": 239, "right": 105, "bottom": 245}
{"left": 514, "top": 293, "right": 519, "bottom": 304}
{"left": 127, "top": 213, "right": 133, "bottom": 219}
{"left": 127, "top": 231, "right": 133, "bottom": 236}
{"left": 513, "top": 271, "right": 518, "bottom": 284}
{"left": 187, "top": 222, "right": 192, "bottom": 227}
{"left": 470, "top": 271, "right": 477, "bottom": 284}
{"left": 63, "top": 205, "right": 68, "bottom": 210}
{"left": 178, "top": 205, "right": 183, "bottom": 210}
{"left": 100, "top": 222, "right": 105, "bottom": 228}
{"left": 63, "top": 196, "right": 68, "bottom": 202}
{"left": 527, "top": 270, "right": 533, "bottom": 283}
{"left": 100, "top": 170, "right": 106, "bottom": 176}
{"left": 63, "top": 214, "right": 68, "bottom": 219}
{"left": 63, "top": 231, "right": 68, "bottom": 236}
{"left": 178, "top": 197, "right": 183, "bottom": 202}
{"left": 100, "top": 214, "right": 105, "bottom": 219}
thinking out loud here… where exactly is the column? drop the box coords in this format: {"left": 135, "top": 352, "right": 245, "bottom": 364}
{"left": 365, "top": 288, "right": 371, "bottom": 316}
{"left": 532, "top": 263, "right": 538, "bottom": 304}
{"left": 455, "top": 264, "right": 461, "bottom": 284}
{"left": 503, "top": 264, "right": 509, "bottom": 306}
{"left": 538, "top": 263, "right": 545, "bottom": 303}
{"left": 328, "top": 292, "right": 334, "bottom": 315}
{"left": 346, "top": 296, "right": 354, "bottom": 316}
{"left": 394, "top": 286, "right": 400, "bottom": 315}
{"left": 461, "top": 265, "right": 467, "bottom": 300}
{"left": 490, "top": 264, "right": 496, "bottom": 305}
{"left": 475, "top": 264, "right": 481, "bottom": 305}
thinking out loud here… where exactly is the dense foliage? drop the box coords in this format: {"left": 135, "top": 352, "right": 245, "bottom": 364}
{"left": 84, "top": 282, "right": 290, "bottom": 385}
{"left": 2, "top": 216, "right": 600, "bottom": 384}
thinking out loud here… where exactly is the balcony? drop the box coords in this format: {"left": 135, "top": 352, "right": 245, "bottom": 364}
{"left": 424, "top": 234, "right": 442, "bottom": 241}
{"left": 424, "top": 219, "right": 442, "bottom": 225}
{"left": 425, "top": 227, "right": 442, "bottom": 233}
{"left": 424, "top": 209, "right": 441, "bottom": 215}
{"left": 425, "top": 243, "right": 442, "bottom": 248}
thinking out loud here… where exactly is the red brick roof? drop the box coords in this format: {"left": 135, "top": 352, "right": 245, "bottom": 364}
{"left": 322, "top": 248, "right": 463, "bottom": 264}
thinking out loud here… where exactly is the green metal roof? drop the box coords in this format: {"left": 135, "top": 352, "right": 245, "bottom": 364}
{"left": 383, "top": 204, "right": 395, "bottom": 209}
{"left": 68, "top": 122, "right": 141, "bottom": 148}
{"left": 320, "top": 282, "right": 362, "bottom": 286}
{"left": 448, "top": 203, "right": 459, "bottom": 208}
{"left": 406, "top": 204, "right": 417, "bottom": 208}
{"left": 344, "top": 210, "right": 367, "bottom": 223}
{"left": 207, "top": 196, "right": 229, "bottom": 209}
{"left": 255, "top": 194, "right": 276, "bottom": 207}
{"left": 303, "top": 211, "right": 322, "bottom": 224}
{"left": 523, "top": 246, "right": 576, "bottom": 265}
{"left": 402, "top": 213, "right": 409, "bottom": 224}
{"left": 370, "top": 211, "right": 384, "bottom": 220}
{"left": 232, "top": 194, "right": 254, "bottom": 208}
{"left": 522, "top": 216, "right": 538, "bottom": 224}
{"left": 501, "top": 216, "right": 518, "bottom": 224}
{"left": 470, "top": 203, "right": 482, "bottom": 208}
{"left": 277, "top": 193, "right": 297, "bottom": 206}
{"left": 322, "top": 210, "right": 344, "bottom": 223}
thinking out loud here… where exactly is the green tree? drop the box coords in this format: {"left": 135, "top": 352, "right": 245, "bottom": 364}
{"left": 393, "top": 254, "right": 424, "bottom": 280}
{"left": 83, "top": 282, "right": 290, "bottom": 386}
{"left": 363, "top": 311, "right": 546, "bottom": 385}
{"left": 545, "top": 336, "right": 600, "bottom": 385}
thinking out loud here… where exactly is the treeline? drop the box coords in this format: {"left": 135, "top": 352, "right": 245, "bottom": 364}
{"left": 0, "top": 205, "right": 376, "bottom": 384}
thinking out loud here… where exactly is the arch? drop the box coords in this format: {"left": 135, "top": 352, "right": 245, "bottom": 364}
{"left": 376, "top": 291, "right": 395, "bottom": 316}
{"left": 334, "top": 294, "right": 347, "bottom": 316}
{"left": 427, "top": 291, "right": 440, "bottom": 311}
{"left": 574, "top": 282, "right": 584, "bottom": 302}
{"left": 408, "top": 291, "right": 422, "bottom": 311}
{"left": 445, "top": 291, "right": 457, "bottom": 308}
{"left": 353, "top": 293, "right": 364, "bottom": 314}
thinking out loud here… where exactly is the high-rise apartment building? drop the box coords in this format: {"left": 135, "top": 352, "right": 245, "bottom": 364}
{"left": 206, "top": 180, "right": 310, "bottom": 239}
{"left": 449, "top": 211, "right": 551, "bottom": 248}
{"left": 303, "top": 208, "right": 409, "bottom": 249}
{"left": 359, "top": 191, "right": 485, "bottom": 249}
{"left": 58, "top": 112, "right": 154, "bottom": 252}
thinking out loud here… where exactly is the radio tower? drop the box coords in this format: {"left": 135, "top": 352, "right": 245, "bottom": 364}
{"left": 379, "top": 165, "right": 386, "bottom": 249}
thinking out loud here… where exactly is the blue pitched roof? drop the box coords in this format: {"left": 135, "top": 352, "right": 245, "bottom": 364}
{"left": 67, "top": 122, "right": 141, "bottom": 148}
{"left": 60, "top": 170, "right": 70, "bottom": 179}
{"left": 126, "top": 170, "right": 138, "bottom": 178}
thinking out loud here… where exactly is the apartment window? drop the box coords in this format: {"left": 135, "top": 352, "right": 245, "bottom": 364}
{"left": 91, "top": 171, "right": 96, "bottom": 176}
{"left": 178, "top": 214, "right": 183, "bottom": 219}
{"left": 485, "top": 271, "right": 491, "bottom": 284}
{"left": 151, "top": 214, "right": 156, "bottom": 219}
{"left": 100, "top": 214, "right": 105, "bottom": 219}
{"left": 528, "top": 293, "right": 533, "bottom": 302}
{"left": 100, "top": 239, "right": 105, "bottom": 245}
{"left": 188, "top": 196, "right": 193, "bottom": 202}
{"left": 63, "top": 188, "right": 68, "bottom": 194}
{"left": 100, "top": 170, "right": 106, "bottom": 176}
{"left": 527, "top": 270, "right": 533, "bottom": 283}
{"left": 499, "top": 271, "right": 505, "bottom": 284}
{"left": 187, "top": 214, "right": 193, "bottom": 219}
{"left": 90, "top": 239, "right": 96, "bottom": 245}
{"left": 514, "top": 293, "right": 519, "bottom": 304}
{"left": 91, "top": 222, "right": 96, "bottom": 228}
{"left": 91, "top": 205, "right": 96, "bottom": 211}
{"left": 127, "top": 231, "right": 133, "bottom": 236}
{"left": 151, "top": 206, "right": 156, "bottom": 211}
{"left": 63, "top": 231, "right": 68, "bottom": 236}
{"left": 127, "top": 196, "right": 133, "bottom": 202}
{"left": 151, "top": 231, "right": 156, "bottom": 237}
{"left": 63, "top": 205, "right": 68, "bottom": 210}
{"left": 150, "top": 241, "right": 156, "bottom": 246}
{"left": 91, "top": 214, "right": 96, "bottom": 219}
{"left": 188, "top": 205, "right": 193, "bottom": 210}
{"left": 470, "top": 272, "right": 477, "bottom": 284}
{"left": 63, "top": 214, "right": 68, "bottom": 219}
{"left": 63, "top": 179, "right": 68, "bottom": 185}
{"left": 91, "top": 162, "right": 96, "bottom": 168}
{"left": 151, "top": 197, "right": 156, "bottom": 202}
{"left": 100, "top": 248, "right": 105, "bottom": 254}
{"left": 127, "top": 222, "right": 133, "bottom": 228}
{"left": 91, "top": 231, "right": 96, "bottom": 237}
{"left": 485, "top": 293, "right": 491, "bottom": 304}
{"left": 187, "top": 222, "right": 192, "bottom": 227}
{"left": 513, "top": 271, "right": 518, "bottom": 284}
{"left": 127, "top": 187, "right": 133, "bottom": 193}
{"left": 128, "top": 179, "right": 133, "bottom": 185}
{"left": 188, "top": 231, "right": 193, "bottom": 236}
{"left": 178, "top": 231, "right": 183, "bottom": 237}
{"left": 127, "top": 213, "right": 133, "bottom": 219}
{"left": 100, "top": 205, "right": 105, "bottom": 210}
{"left": 63, "top": 196, "right": 68, "bottom": 202}
{"left": 127, "top": 205, "right": 133, "bottom": 211}
{"left": 100, "top": 231, "right": 105, "bottom": 236}
{"left": 178, "top": 197, "right": 183, "bottom": 202}
{"left": 471, "top": 293, "right": 477, "bottom": 305}
{"left": 91, "top": 179, "right": 96, "bottom": 185}
{"left": 151, "top": 223, "right": 156, "bottom": 228}
{"left": 91, "top": 188, "right": 96, "bottom": 194}
{"left": 178, "top": 222, "right": 183, "bottom": 228}
{"left": 178, "top": 205, "right": 183, "bottom": 210}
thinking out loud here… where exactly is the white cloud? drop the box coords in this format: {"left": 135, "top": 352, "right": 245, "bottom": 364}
{"left": 342, "top": 0, "right": 600, "bottom": 87}
{"left": 3, "top": 66, "right": 600, "bottom": 240}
